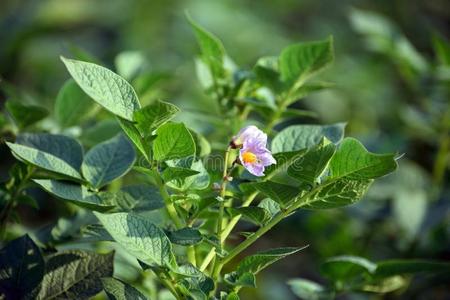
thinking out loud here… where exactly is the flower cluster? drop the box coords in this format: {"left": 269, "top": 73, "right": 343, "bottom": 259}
{"left": 232, "top": 126, "right": 276, "bottom": 176}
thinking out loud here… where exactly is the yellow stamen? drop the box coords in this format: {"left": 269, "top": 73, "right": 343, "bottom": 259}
{"left": 242, "top": 151, "right": 257, "bottom": 164}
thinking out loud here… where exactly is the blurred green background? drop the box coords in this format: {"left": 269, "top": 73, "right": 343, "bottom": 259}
{"left": 0, "top": 0, "right": 449, "bottom": 299}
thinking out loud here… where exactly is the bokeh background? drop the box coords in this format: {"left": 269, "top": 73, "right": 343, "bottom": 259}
{"left": 0, "top": 0, "right": 449, "bottom": 299}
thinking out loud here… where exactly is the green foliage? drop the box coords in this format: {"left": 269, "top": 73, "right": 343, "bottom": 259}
{"left": 61, "top": 56, "right": 141, "bottom": 120}
{"left": 5, "top": 100, "right": 48, "bottom": 129}
{"left": 33, "top": 179, "right": 114, "bottom": 211}
{"left": 95, "top": 212, "right": 176, "bottom": 267}
{"left": 167, "top": 228, "right": 203, "bottom": 246}
{"left": 81, "top": 134, "right": 136, "bottom": 188}
{"left": 55, "top": 79, "right": 96, "bottom": 128}
{"left": 2, "top": 14, "right": 441, "bottom": 300}
{"left": 6, "top": 133, "right": 84, "bottom": 180}
{"left": 271, "top": 123, "right": 345, "bottom": 153}
{"left": 37, "top": 250, "right": 114, "bottom": 299}
{"left": 102, "top": 277, "right": 147, "bottom": 300}
{"left": 152, "top": 123, "right": 196, "bottom": 161}
{"left": 329, "top": 138, "right": 398, "bottom": 179}
{"left": 134, "top": 100, "right": 180, "bottom": 135}
{"left": 279, "top": 37, "right": 334, "bottom": 90}
{"left": 288, "top": 279, "right": 334, "bottom": 300}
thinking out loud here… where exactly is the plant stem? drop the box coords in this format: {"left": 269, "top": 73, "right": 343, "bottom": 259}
{"left": 187, "top": 246, "right": 197, "bottom": 266}
{"left": 153, "top": 170, "right": 184, "bottom": 229}
{"left": 215, "top": 188, "right": 317, "bottom": 273}
{"left": 217, "top": 146, "right": 232, "bottom": 247}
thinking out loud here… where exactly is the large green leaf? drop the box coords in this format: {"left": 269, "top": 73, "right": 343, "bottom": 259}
{"left": 288, "top": 140, "right": 336, "bottom": 185}
{"left": 235, "top": 247, "right": 307, "bottom": 276}
{"left": 329, "top": 138, "right": 397, "bottom": 179}
{"left": 6, "top": 133, "right": 83, "bottom": 180}
{"left": 82, "top": 134, "right": 136, "bottom": 188}
{"left": 302, "top": 177, "right": 372, "bottom": 209}
{"left": 37, "top": 250, "right": 114, "bottom": 300}
{"left": 153, "top": 123, "right": 196, "bottom": 161}
{"left": 95, "top": 212, "right": 175, "bottom": 267}
{"left": 55, "top": 79, "right": 96, "bottom": 127}
{"left": 5, "top": 100, "right": 48, "bottom": 129}
{"left": 187, "top": 14, "right": 225, "bottom": 81}
{"left": 279, "top": 37, "right": 334, "bottom": 88}
{"left": 271, "top": 123, "right": 345, "bottom": 153}
{"left": 0, "top": 235, "right": 44, "bottom": 300}
{"left": 102, "top": 277, "right": 147, "bottom": 300}
{"left": 251, "top": 181, "right": 299, "bottom": 207}
{"left": 33, "top": 179, "right": 114, "bottom": 211}
{"left": 61, "top": 57, "right": 141, "bottom": 121}
{"left": 133, "top": 100, "right": 180, "bottom": 135}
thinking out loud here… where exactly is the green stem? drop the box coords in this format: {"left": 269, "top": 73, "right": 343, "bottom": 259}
{"left": 215, "top": 188, "right": 317, "bottom": 274}
{"left": 432, "top": 107, "right": 450, "bottom": 192}
{"left": 187, "top": 246, "right": 197, "bottom": 266}
{"left": 153, "top": 171, "right": 184, "bottom": 229}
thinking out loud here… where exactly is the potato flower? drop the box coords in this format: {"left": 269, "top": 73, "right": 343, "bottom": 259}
{"left": 233, "top": 126, "right": 276, "bottom": 176}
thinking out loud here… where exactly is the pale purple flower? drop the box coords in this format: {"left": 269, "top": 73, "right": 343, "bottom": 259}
{"left": 234, "top": 126, "right": 276, "bottom": 177}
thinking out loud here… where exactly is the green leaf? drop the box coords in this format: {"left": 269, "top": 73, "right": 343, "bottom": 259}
{"left": 102, "top": 277, "right": 147, "bottom": 300}
{"left": 0, "top": 235, "right": 44, "bottom": 300}
{"left": 279, "top": 36, "right": 334, "bottom": 89}
{"left": 162, "top": 167, "right": 200, "bottom": 182}
{"left": 95, "top": 212, "right": 176, "bottom": 267}
{"left": 61, "top": 57, "right": 141, "bottom": 121}
{"left": 253, "top": 56, "right": 283, "bottom": 92}
{"left": 116, "top": 117, "right": 150, "bottom": 160}
{"left": 271, "top": 123, "right": 345, "bottom": 153}
{"left": 115, "top": 51, "right": 147, "bottom": 81}
{"left": 153, "top": 123, "right": 196, "bottom": 161}
{"left": 228, "top": 206, "right": 271, "bottom": 226}
{"left": 133, "top": 100, "right": 180, "bottom": 135}
{"left": 302, "top": 177, "right": 372, "bottom": 209}
{"left": 330, "top": 138, "right": 397, "bottom": 179}
{"left": 187, "top": 13, "right": 225, "bottom": 81}
{"left": 98, "top": 184, "right": 164, "bottom": 212}
{"left": 166, "top": 228, "right": 203, "bottom": 246}
{"left": 264, "top": 149, "right": 307, "bottom": 176}
{"left": 82, "top": 134, "right": 136, "bottom": 188}
{"left": 167, "top": 159, "right": 210, "bottom": 191}
{"left": 251, "top": 181, "right": 299, "bottom": 207}
{"left": 5, "top": 100, "right": 48, "bottom": 129}
{"left": 288, "top": 140, "right": 336, "bottom": 185}
{"left": 320, "top": 255, "right": 377, "bottom": 281}
{"left": 176, "top": 264, "right": 214, "bottom": 295}
{"left": 37, "top": 250, "right": 114, "bottom": 300}
{"left": 257, "top": 198, "right": 281, "bottom": 217}
{"left": 33, "top": 179, "right": 114, "bottom": 211}
{"left": 374, "top": 259, "right": 450, "bottom": 279}
{"left": 288, "top": 279, "right": 334, "bottom": 300}
{"left": 224, "top": 272, "right": 256, "bottom": 288}
{"left": 7, "top": 133, "right": 83, "bottom": 180}
{"left": 235, "top": 247, "right": 307, "bottom": 276}
{"left": 55, "top": 79, "right": 96, "bottom": 127}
